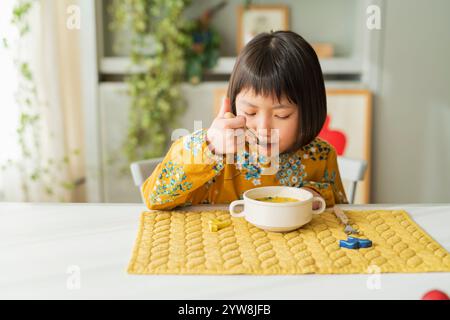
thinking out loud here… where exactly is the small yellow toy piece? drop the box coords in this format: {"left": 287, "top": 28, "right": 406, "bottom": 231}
{"left": 208, "top": 218, "right": 231, "bottom": 232}
{"left": 209, "top": 223, "right": 219, "bottom": 232}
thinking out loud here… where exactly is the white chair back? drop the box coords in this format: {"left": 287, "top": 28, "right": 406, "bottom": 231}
{"left": 337, "top": 156, "right": 368, "bottom": 204}
{"left": 130, "top": 157, "right": 164, "bottom": 187}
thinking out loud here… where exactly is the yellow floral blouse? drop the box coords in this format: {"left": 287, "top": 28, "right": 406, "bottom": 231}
{"left": 142, "top": 129, "right": 348, "bottom": 210}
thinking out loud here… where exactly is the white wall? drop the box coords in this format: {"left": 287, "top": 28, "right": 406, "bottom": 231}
{"left": 373, "top": 0, "right": 450, "bottom": 203}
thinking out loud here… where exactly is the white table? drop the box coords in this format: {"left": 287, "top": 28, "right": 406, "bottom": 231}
{"left": 0, "top": 203, "right": 449, "bottom": 300}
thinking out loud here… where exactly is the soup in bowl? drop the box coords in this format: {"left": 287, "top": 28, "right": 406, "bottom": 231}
{"left": 229, "top": 186, "right": 326, "bottom": 232}
{"left": 255, "top": 196, "right": 299, "bottom": 203}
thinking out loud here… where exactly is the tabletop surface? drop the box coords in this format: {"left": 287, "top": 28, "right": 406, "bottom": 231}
{"left": 0, "top": 202, "right": 449, "bottom": 300}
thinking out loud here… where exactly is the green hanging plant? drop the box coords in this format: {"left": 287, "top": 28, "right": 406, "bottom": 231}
{"left": 109, "top": 0, "right": 193, "bottom": 161}
{"left": 183, "top": 1, "right": 226, "bottom": 84}
{"left": 1, "top": 0, "right": 80, "bottom": 201}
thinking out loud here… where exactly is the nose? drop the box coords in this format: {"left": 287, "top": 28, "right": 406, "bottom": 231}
{"left": 256, "top": 114, "right": 272, "bottom": 140}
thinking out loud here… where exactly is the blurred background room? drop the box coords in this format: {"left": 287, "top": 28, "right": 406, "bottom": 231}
{"left": 0, "top": 0, "right": 449, "bottom": 205}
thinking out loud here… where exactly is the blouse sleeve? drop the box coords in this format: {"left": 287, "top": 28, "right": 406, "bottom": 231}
{"left": 301, "top": 146, "right": 349, "bottom": 207}
{"left": 141, "top": 129, "right": 224, "bottom": 210}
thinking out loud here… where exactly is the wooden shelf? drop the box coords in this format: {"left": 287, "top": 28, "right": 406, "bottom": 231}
{"left": 205, "top": 57, "right": 237, "bottom": 75}
{"left": 100, "top": 56, "right": 363, "bottom": 76}
{"left": 206, "top": 57, "right": 363, "bottom": 75}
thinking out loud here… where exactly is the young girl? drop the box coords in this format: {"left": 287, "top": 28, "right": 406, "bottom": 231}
{"left": 142, "top": 31, "right": 348, "bottom": 210}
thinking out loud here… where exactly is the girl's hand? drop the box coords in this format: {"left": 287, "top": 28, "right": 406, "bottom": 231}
{"left": 206, "top": 97, "right": 246, "bottom": 155}
{"left": 301, "top": 187, "right": 325, "bottom": 210}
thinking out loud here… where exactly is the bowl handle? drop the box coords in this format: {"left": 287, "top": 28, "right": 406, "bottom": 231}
{"left": 229, "top": 200, "right": 245, "bottom": 217}
{"left": 312, "top": 196, "right": 326, "bottom": 215}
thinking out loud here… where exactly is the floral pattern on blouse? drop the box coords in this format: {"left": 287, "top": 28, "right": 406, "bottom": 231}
{"left": 142, "top": 135, "right": 348, "bottom": 210}
{"left": 183, "top": 129, "right": 224, "bottom": 174}
{"left": 276, "top": 152, "right": 307, "bottom": 187}
{"left": 183, "top": 129, "right": 205, "bottom": 157}
{"left": 232, "top": 139, "right": 332, "bottom": 188}
{"left": 235, "top": 151, "right": 262, "bottom": 186}
{"left": 302, "top": 167, "right": 348, "bottom": 204}
{"left": 149, "top": 160, "right": 193, "bottom": 205}
{"left": 302, "top": 138, "right": 331, "bottom": 161}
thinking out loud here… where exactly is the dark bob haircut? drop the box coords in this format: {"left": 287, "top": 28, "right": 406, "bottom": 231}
{"left": 227, "top": 30, "right": 327, "bottom": 151}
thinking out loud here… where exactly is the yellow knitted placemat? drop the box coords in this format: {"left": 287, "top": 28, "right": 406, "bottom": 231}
{"left": 127, "top": 209, "right": 450, "bottom": 275}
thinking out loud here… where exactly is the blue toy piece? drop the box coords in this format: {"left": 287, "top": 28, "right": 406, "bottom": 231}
{"left": 340, "top": 236, "right": 373, "bottom": 249}
{"left": 348, "top": 236, "right": 373, "bottom": 248}
{"left": 339, "top": 239, "right": 360, "bottom": 249}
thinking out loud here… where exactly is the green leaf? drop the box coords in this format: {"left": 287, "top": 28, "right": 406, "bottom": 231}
{"left": 20, "top": 63, "right": 33, "bottom": 81}
{"left": 45, "top": 186, "right": 54, "bottom": 196}
{"left": 30, "top": 171, "right": 40, "bottom": 181}
{"left": 62, "top": 181, "right": 76, "bottom": 191}
{"left": 109, "top": 0, "right": 194, "bottom": 162}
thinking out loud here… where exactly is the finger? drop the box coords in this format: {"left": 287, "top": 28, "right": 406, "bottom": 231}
{"left": 224, "top": 129, "right": 235, "bottom": 139}
{"left": 224, "top": 112, "right": 235, "bottom": 119}
{"left": 217, "top": 96, "right": 231, "bottom": 117}
{"left": 222, "top": 115, "right": 246, "bottom": 129}
{"left": 223, "top": 132, "right": 242, "bottom": 147}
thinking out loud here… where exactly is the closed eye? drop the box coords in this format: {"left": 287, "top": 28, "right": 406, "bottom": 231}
{"left": 245, "top": 112, "right": 256, "bottom": 116}
{"left": 275, "top": 114, "right": 291, "bottom": 119}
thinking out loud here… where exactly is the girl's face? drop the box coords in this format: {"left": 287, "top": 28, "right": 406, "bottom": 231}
{"left": 235, "top": 89, "right": 299, "bottom": 155}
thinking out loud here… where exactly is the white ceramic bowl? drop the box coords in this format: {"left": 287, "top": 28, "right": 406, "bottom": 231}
{"left": 229, "top": 186, "right": 326, "bottom": 232}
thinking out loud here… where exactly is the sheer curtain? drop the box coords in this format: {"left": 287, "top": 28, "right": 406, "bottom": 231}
{"left": 0, "top": 0, "right": 84, "bottom": 202}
